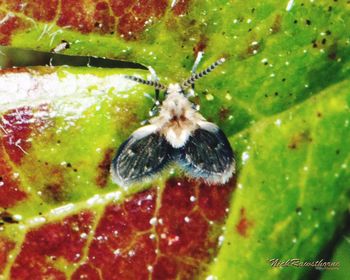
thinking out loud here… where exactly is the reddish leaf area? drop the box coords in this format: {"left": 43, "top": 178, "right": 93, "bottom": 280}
{"left": 94, "top": 1, "right": 116, "bottom": 34}
{"left": 28, "top": 161, "right": 73, "bottom": 204}
{"left": 0, "top": 0, "right": 178, "bottom": 43}
{"left": 193, "top": 34, "right": 208, "bottom": 57}
{"left": 235, "top": 207, "right": 254, "bottom": 237}
{"left": 6, "top": 0, "right": 59, "bottom": 21}
{"left": 114, "top": 0, "right": 168, "bottom": 40}
{"left": 72, "top": 177, "right": 235, "bottom": 279}
{"left": 172, "top": 0, "right": 191, "bottom": 16}
{"left": 0, "top": 145, "right": 27, "bottom": 208}
{"left": 1, "top": 107, "right": 34, "bottom": 165}
{"left": 10, "top": 211, "right": 94, "bottom": 280}
{"left": 96, "top": 148, "right": 114, "bottom": 188}
{"left": 0, "top": 236, "right": 15, "bottom": 273}
{"left": 58, "top": 0, "right": 115, "bottom": 34}
{"left": 0, "top": 11, "right": 29, "bottom": 45}
{"left": 0, "top": 105, "right": 50, "bottom": 164}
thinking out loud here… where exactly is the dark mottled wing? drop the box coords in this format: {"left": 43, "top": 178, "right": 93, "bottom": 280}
{"left": 111, "top": 127, "right": 173, "bottom": 186}
{"left": 179, "top": 123, "right": 235, "bottom": 184}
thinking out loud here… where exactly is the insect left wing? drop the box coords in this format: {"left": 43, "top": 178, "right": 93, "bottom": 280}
{"left": 179, "top": 122, "right": 235, "bottom": 184}
{"left": 111, "top": 125, "right": 173, "bottom": 187}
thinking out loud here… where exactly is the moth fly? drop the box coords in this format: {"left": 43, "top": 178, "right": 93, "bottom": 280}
{"left": 111, "top": 53, "right": 235, "bottom": 187}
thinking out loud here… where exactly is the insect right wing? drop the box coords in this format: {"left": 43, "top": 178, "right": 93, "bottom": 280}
{"left": 178, "top": 121, "right": 235, "bottom": 184}
{"left": 111, "top": 125, "right": 173, "bottom": 187}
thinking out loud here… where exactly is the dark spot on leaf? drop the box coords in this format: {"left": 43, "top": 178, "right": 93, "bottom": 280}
{"left": 306, "top": 19, "right": 311, "bottom": 25}
{"left": 42, "top": 183, "right": 67, "bottom": 203}
{"left": 328, "top": 52, "right": 337, "bottom": 60}
{"left": 335, "top": 149, "right": 340, "bottom": 155}
{"left": 295, "top": 207, "right": 302, "bottom": 214}
{"left": 327, "top": 43, "right": 338, "bottom": 60}
{"left": 328, "top": 6, "right": 333, "bottom": 12}
{"left": 317, "top": 112, "right": 323, "bottom": 118}
{"left": 193, "top": 34, "right": 208, "bottom": 56}
{"left": 288, "top": 131, "right": 313, "bottom": 150}
{"left": 96, "top": 148, "right": 114, "bottom": 188}
{"left": 219, "top": 107, "right": 230, "bottom": 121}
{"left": 271, "top": 14, "right": 282, "bottom": 34}
{"left": 236, "top": 208, "right": 253, "bottom": 237}
{"left": 322, "top": 38, "right": 327, "bottom": 45}
{"left": 294, "top": 19, "right": 298, "bottom": 24}
{"left": 326, "top": 30, "right": 332, "bottom": 35}
{"left": 243, "top": 41, "right": 260, "bottom": 58}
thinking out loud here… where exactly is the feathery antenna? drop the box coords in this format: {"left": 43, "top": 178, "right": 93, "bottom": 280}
{"left": 182, "top": 57, "right": 226, "bottom": 88}
{"left": 125, "top": 75, "right": 166, "bottom": 91}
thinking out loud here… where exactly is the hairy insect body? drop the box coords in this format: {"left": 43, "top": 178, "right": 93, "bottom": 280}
{"left": 111, "top": 56, "right": 235, "bottom": 187}
{"left": 150, "top": 83, "right": 204, "bottom": 148}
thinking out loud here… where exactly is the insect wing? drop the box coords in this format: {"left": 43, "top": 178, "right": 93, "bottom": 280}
{"left": 111, "top": 126, "right": 173, "bottom": 186}
{"left": 179, "top": 122, "right": 235, "bottom": 184}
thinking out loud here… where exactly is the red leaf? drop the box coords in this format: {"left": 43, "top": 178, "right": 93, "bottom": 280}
{"left": 0, "top": 236, "right": 15, "bottom": 273}
{"left": 0, "top": 145, "right": 27, "bottom": 207}
{"left": 7, "top": 0, "right": 58, "bottom": 21}
{"left": 0, "top": 11, "right": 29, "bottom": 45}
{"left": 79, "top": 177, "right": 234, "bottom": 279}
{"left": 1, "top": 0, "right": 176, "bottom": 43}
{"left": 11, "top": 211, "right": 94, "bottom": 279}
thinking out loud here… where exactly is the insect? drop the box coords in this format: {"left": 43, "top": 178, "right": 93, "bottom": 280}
{"left": 111, "top": 53, "right": 235, "bottom": 187}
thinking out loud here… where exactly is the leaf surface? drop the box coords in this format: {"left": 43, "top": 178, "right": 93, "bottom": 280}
{"left": 0, "top": 0, "right": 350, "bottom": 279}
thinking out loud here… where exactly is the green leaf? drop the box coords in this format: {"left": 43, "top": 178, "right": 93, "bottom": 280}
{"left": 210, "top": 78, "right": 350, "bottom": 279}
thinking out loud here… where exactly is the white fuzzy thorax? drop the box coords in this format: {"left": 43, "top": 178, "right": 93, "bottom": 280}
{"left": 149, "top": 83, "right": 206, "bottom": 148}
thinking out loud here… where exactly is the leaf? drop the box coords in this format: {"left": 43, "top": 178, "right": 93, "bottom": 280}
{"left": 210, "top": 79, "right": 350, "bottom": 279}
{"left": 0, "top": 67, "right": 235, "bottom": 279}
{"left": 0, "top": 0, "right": 349, "bottom": 279}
